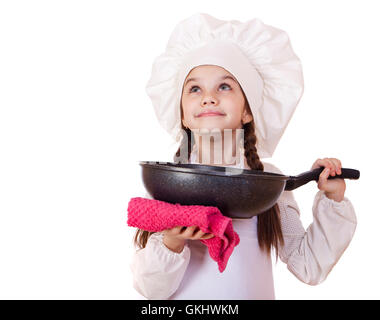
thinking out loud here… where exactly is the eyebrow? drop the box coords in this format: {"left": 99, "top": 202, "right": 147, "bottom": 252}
{"left": 184, "top": 75, "right": 238, "bottom": 87}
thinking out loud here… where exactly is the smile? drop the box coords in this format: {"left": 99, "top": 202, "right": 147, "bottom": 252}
{"left": 196, "top": 112, "right": 226, "bottom": 117}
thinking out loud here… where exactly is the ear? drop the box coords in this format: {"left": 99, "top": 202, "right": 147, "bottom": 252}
{"left": 242, "top": 109, "right": 253, "bottom": 124}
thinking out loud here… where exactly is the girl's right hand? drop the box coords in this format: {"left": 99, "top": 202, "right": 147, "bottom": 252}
{"left": 163, "top": 226, "right": 214, "bottom": 253}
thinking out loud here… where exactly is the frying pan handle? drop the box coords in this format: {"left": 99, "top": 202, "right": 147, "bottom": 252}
{"left": 285, "top": 167, "right": 360, "bottom": 191}
{"left": 309, "top": 167, "right": 360, "bottom": 181}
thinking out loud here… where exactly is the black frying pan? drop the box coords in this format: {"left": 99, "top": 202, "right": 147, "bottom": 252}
{"left": 139, "top": 161, "right": 360, "bottom": 219}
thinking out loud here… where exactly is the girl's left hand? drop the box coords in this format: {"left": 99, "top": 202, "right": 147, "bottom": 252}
{"left": 311, "top": 157, "right": 346, "bottom": 202}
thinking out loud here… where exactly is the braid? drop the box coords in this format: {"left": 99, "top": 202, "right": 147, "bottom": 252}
{"left": 243, "top": 122, "right": 263, "bottom": 171}
{"left": 133, "top": 229, "right": 155, "bottom": 249}
{"left": 174, "top": 126, "right": 193, "bottom": 163}
{"left": 243, "top": 121, "right": 284, "bottom": 258}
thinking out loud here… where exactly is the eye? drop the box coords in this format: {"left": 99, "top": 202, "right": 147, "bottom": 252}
{"left": 189, "top": 85, "right": 200, "bottom": 93}
{"left": 219, "top": 83, "right": 231, "bottom": 91}
{"left": 189, "top": 83, "right": 231, "bottom": 93}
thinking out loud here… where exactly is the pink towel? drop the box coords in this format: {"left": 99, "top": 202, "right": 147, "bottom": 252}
{"left": 127, "top": 197, "right": 240, "bottom": 272}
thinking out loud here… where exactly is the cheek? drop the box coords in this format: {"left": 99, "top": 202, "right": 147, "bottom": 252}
{"left": 182, "top": 99, "right": 197, "bottom": 113}
{"left": 228, "top": 113, "right": 242, "bottom": 124}
{"left": 224, "top": 96, "right": 245, "bottom": 111}
{"left": 224, "top": 93, "right": 244, "bottom": 104}
{"left": 181, "top": 105, "right": 195, "bottom": 121}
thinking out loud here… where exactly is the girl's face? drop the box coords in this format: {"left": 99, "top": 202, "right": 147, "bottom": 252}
{"left": 181, "top": 65, "right": 253, "bottom": 132}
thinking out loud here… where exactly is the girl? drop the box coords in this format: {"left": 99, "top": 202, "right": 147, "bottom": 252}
{"left": 130, "top": 13, "right": 357, "bottom": 299}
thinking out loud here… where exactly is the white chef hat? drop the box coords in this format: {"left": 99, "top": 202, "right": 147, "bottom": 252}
{"left": 145, "top": 13, "right": 304, "bottom": 159}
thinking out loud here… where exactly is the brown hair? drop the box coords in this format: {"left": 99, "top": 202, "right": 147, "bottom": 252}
{"left": 134, "top": 101, "right": 284, "bottom": 258}
{"left": 241, "top": 118, "right": 284, "bottom": 258}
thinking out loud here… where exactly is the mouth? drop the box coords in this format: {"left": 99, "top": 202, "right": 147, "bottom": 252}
{"left": 196, "top": 111, "right": 226, "bottom": 118}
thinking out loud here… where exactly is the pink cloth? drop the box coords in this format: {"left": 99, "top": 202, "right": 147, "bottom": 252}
{"left": 127, "top": 197, "right": 240, "bottom": 272}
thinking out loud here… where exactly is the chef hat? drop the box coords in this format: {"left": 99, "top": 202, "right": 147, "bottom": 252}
{"left": 145, "top": 13, "right": 304, "bottom": 159}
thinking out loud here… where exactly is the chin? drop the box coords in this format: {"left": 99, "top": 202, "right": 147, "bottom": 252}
{"left": 192, "top": 126, "right": 223, "bottom": 131}
{"left": 191, "top": 127, "right": 237, "bottom": 135}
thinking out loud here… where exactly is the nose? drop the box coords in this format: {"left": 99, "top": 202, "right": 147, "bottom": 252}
{"left": 201, "top": 95, "right": 218, "bottom": 107}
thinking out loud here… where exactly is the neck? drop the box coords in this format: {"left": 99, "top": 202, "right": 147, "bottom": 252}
{"left": 192, "top": 128, "right": 246, "bottom": 167}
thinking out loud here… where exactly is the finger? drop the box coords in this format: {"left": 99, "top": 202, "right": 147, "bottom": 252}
{"left": 318, "top": 167, "right": 330, "bottom": 188}
{"left": 192, "top": 228, "right": 207, "bottom": 239}
{"left": 195, "top": 229, "right": 214, "bottom": 240}
{"left": 164, "top": 226, "right": 183, "bottom": 235}
{"left": 326, "top": 158, "right": 338, "bottom": 176}
{"left": 312, "top": 158, "right": 334, "bottom": 171}
{"left": 329, "top": 158, "right": 342, "bottom": 175}
{"left": 319, "top": 158, "right": 336, "bottom": 176}
{"left": 191, "top": 227, "right": 203, "bottom": 238}
{"left": 182, "top": 226, "right": 198, "bottom": 238}
{"left": 321, "top": 166, "right": 330, "bottom": 180}
{"left": 200, "top": 233, "right": 214, "bottom": 240}
{"left": 311, "top": 158, "right": 323, "bottom": 170}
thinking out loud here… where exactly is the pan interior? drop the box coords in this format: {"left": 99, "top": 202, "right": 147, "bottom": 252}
{"left": 139, "top": 161, "right": 288, "bottom": 180}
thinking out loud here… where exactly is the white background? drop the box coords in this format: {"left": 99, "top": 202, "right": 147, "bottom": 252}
{"left": 0, "top": 0, "right": 379, "bottom": 299}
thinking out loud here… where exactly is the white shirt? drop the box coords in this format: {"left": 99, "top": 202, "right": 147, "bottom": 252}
{"left": 130, "top": 148, "right": 357, "bottom": 299}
